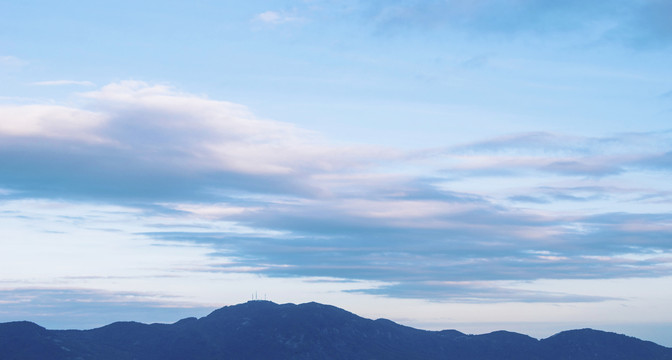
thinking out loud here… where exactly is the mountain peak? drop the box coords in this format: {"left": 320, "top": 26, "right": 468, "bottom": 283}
{"left": 1, "top": 302, "right": 670, "bottom": 360}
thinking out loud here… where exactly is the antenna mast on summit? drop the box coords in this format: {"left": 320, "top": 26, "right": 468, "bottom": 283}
{"left": 251, "top": 292, "right": 266, "bottom": 301}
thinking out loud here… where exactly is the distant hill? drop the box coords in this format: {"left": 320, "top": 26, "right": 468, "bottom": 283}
{"left": 1, "top": 300, "right": 670, "bottom": 359}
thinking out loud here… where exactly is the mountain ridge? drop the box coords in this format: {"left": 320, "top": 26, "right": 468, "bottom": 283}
{"left": 1, "top": 300, "right": 670, "bottom": 360}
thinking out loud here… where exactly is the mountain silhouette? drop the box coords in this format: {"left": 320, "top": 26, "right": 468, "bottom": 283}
{"left": 1, "top": 300, "right": 670, "bottom": 359}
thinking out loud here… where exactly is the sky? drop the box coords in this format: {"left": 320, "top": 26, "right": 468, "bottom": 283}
{"left": 1, "top": 0, "right": 672, "bottom": 347}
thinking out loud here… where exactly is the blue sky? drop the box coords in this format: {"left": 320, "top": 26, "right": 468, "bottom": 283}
{"left": 2, "top": 0, "right": 672, "bottom": 346}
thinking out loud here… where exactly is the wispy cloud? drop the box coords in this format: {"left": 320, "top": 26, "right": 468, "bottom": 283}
{"left": 508, "top": 186, "right": 609, "bottom": 204}
{"left": 349, "top": 280, "right": 620, "bottom": 303}
{"left": 0, "top": 55, "right": 27, "bottom": 68}
{"left": 439, "top": 131, "right": 672, "bottom": 178}
{"left": 360, "top": 0, "right": 672, "bottom": 48}
{"left": 363, "top": 0, "right": 612, "bottom": 34}
{"left": 31, "top": 80, "right": 95, "bottom": 87}
{"left": 254, "top": 11, "right": 303, "bottom": 25}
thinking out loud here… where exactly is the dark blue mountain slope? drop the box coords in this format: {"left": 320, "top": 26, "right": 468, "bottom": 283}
{"left": 0, "top": 301, "right": 670, "bottom": 360}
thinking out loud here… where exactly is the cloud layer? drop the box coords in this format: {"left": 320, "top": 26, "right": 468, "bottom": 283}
{"left": 2, "top": 82, "right": 671, "bottom": 304}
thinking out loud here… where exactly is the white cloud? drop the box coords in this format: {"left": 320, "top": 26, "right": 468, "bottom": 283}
{"left": 255, "top": 10, "right": 302, "bottom": 25}
{"left": 170, "top": 203, "right": 260, "bottom": 219}
{"left": 0, "top": 55, "right": 27, "bottom": 68}
{"left": 0, "top": 104, "right": 106, "bottom": 141}
{"left": 0, "top": 81, "right": 396, "bottom": 179}
{"left": 81, "top": 81, "right": 394, "bottom": 175}
{"left": 31, "top": 80, "right": 95, "bottom": 87}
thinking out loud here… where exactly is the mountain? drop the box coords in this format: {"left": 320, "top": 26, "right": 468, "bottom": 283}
{"left": 1, "top": 300, "right": 670, "bottom": 359}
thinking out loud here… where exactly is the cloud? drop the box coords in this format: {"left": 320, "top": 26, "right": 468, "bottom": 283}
{"left": 542, "top": 160, "right": 623, "bottom": 176}
{"left": 2, "top": 82, "right": 672, "bottom": 304}
{"left": 348, "top": 281, "right": 619, "bottom": 303}
{"left": 360, "top": 0, "right": 672, "bottom": 48}
{"left": 445, "top": 156, "right": 625, "bottom": 178}
{"left": 255, "top": 11, "right": 302, "bottom": 25}
{"left": 508, "top": 186, "right": 608, "bottom": 204}
{"left": 0, "top": 81, "right": 397, "bottom": 201}
{"left": 0, "top": 55, "right": 27, "bottom": 68}
{"left": 31, "top": 80, "right": 95, "bottom": 87}
{"left": 0, "top": 105, "right": 106, "bottom": 141}
{"left": 451, "top": 132, "right": 599, "bottom": 155}
{"left": 143, "top": 194, "right": 672, "bottom": 300}
{"left": 363, "top": 0, "right": 613, "bottom": 34}
{"left": 634, "top": 151, "right": 672, "bottom": 171}
{"left": 441, "top": 130, "right": 672, "bottom": 178}
{"left": 508, "top": 195, "right": 550, "bottom": 204}
{"left": 83, "top": 81, "right": 392, "bottom": 175}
